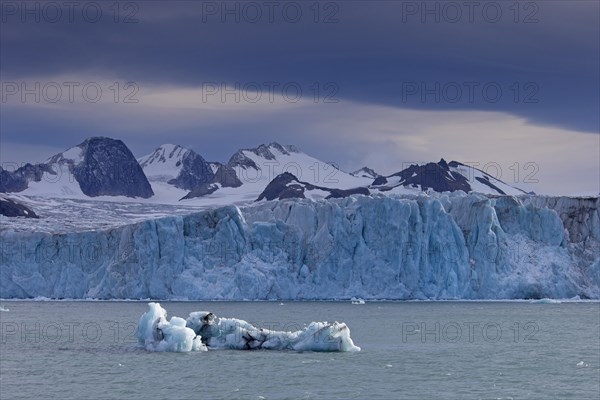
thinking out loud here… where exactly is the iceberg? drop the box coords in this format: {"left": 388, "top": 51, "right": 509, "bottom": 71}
{"left": 1, "top": 193, "right": 598, "bottom": 300}
{"left": 137, "top": 302, "right": 360, "bottom": 352}
{"left": 137, "top": 302, "right": 207, "bottom": 352}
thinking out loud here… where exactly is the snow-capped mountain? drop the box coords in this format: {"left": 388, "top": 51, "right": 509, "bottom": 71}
{"left": 137, "top": 144, "right": 245, "bottom": 202}
{"left": 138, "top": 144, "right": 214, "bottom": 190}
{"left": 227, "top": 143, "right": 360, "bottom": 189}
{"left": 0, "top": 137, "right": 530, "bottom": 205}
{"left": 255, "top": 158, "right": 527, "bottom": 201}
{"left": 370, "top": 159, "right": 527, "bottom": 196}
{"left": 1, "top": 139, "right": 372, "bottom": 204}
{"left": 181, "top": 142, "right": 372, "bottom": 201}
{"left": 3, "top": 137, "right": 153, "bottom": 198}
{"left": 226, "top": 142, "right": 371, "bottom": 189}
{"left": 351, "top": 166, "right": 380, "bottom": 179}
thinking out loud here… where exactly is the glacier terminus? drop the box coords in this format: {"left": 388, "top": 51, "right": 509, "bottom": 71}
{"left": 1, "top": 192, "right": 597, "bottom": 300}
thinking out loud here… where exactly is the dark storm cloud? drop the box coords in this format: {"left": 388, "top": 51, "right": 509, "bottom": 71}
{"left": 1, "top": 0, "right": 598, "bottom": 137}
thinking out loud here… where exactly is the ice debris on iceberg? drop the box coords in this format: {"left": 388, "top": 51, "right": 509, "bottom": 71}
{"left": 137, "top": 302, "right": 361, "bottom": 353}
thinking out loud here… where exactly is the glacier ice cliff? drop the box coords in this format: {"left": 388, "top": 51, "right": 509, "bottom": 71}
{"left": 0, "top": 193, "right": 598, "bottom": 300}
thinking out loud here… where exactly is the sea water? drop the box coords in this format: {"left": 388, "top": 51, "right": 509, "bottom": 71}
{"left": 0, "top": 301, "right": 598, "bottom": 399}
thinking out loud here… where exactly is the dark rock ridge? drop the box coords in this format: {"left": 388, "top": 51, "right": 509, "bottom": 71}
{"left": 257, "top": 172, "right": 369, "bottom": 201}
{"left": 139, "top": 144, "right": 215, "bottom": 191}
{"left": 228, "top": 142, "right": 299, "bottom": 170}
{"left": 0, "top": 196, "right": 38, "bottom": 218}
{"left": 180, "top": 164, "right": 242, "bottom": 200}
{"left": 371, "top": 159, "right": 527, "bottom": 195}
{"left": 0, "top": 167, "right": 27, "bottom": 193}
{"left": 372, "top": 159, "right": 471, "bottom": 192}
{"left": 351, "top": 166, "right": 380, "bottom": 179}
{"left": 212, "top": 164, "right": 243, "bottom": 188}
{"left": 167, "top": 150, "right": 214, "bottom": 191}
{"left": 72, "top": 137, "right": 154, "bottom": 198}
{"left": 183, "top": 142, "right": 298, "bottom": 200}
{"left": 0, "top": 163, "right": 54, "bottom": 193}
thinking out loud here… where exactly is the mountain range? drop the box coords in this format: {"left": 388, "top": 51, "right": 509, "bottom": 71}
{"left": 1, "top": 137, "right": 597, "bottom": 302}
{"left": 0, "top": 137, "right": 528, "bottom": 208}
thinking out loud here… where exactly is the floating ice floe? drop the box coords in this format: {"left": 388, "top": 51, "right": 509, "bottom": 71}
{"left": 530, "top": 298, "right": 562, "bottom": 304}
{"left": 137, "top": 302, "right": 361, "bottom": 353}
{"left": 351, "top": 297, "right": 366, "bottom": 305}
{"left": 0, "top": 306, "right": 9, "bottom": 312}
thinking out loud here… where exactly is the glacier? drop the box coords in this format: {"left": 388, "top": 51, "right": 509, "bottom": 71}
{"left": 0, "top": 193, "right": 598, "bottom": 300}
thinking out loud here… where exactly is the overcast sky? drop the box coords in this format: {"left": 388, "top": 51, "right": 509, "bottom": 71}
{"left": 1, "top": 1, "right": 598, "bottom": 195}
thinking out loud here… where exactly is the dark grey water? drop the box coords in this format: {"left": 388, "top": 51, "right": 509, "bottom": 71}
{"left": 0, "top": 301, "right": 598, "bottom": 400}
